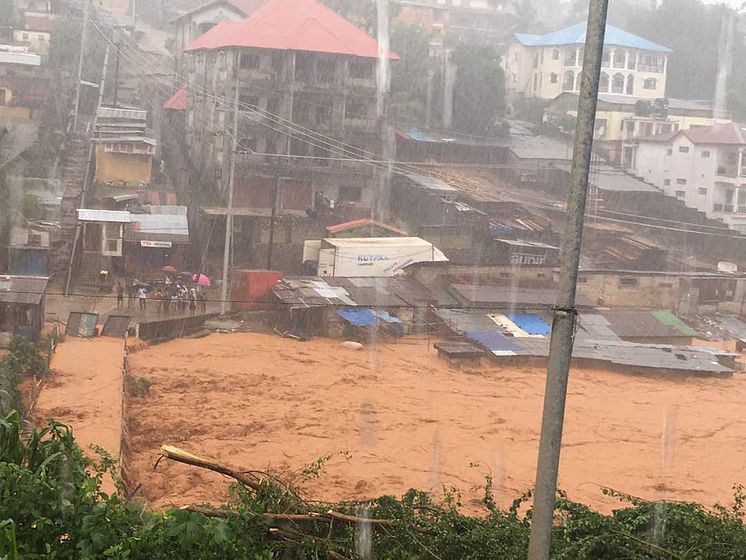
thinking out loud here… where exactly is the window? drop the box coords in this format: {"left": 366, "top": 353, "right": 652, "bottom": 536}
{"left": 626, "top": 121, "right": 635, "bottom": 133}
{"left": 666, "top": 148, "right": 673, "bottom": 156}
{"left": 239, "top": 53, "right": 260, "bottom": 69}
{"left": 550, "top": 72, "right": 558, "bottom": 84}
{"left": 619, "top": 277, "right": 639, "bottom": 288}
{"left": 345, "top": 100, "right": 367, "bottom": 119}
{"left": 601, "top": 47, "right": 610, "bottom": 68}
{"left": 236, "top": 137, "right": 256, "bottom": 154}
{"left": 664, "top": 179, "right": 671, "bottom": 185}
{"left": 698, "top": 187, "right": 708, "bottom": 195}
{"left": 564, "top": 49, "right": 577, "bottom": 67}
{"left": 675, "top": 190, "right": 686, "bottom": 199}
{"left": 38, "top": 34, "right": 45, "bottom": 40}
{"left": 349, "top": 59, "right": 372, "bottom": 79}
{"left": 339, "top": 185, "right": 362, "bottom": 202}
{"left": 679, "top": 146, "right": 690, "bottom": 153}
{"left": 613, "top": 49, "right": 626, "bottom": 68}
{"left": 626, "top": 74, "right": 634, "bottom": 95}
{"left": 552, "top": 49, "right": 559, "bottom": 60}
{"left": 22, "top": 33, "right": 29, "bottom": 40}
{"left": 611, "top": 73, "right": 625, "bottom": 94}
{"left": 627, "top": 53, "right": 637, "bottom": 70}
{"left": 217, "top": 51, "right": 227, "bottom": 71}
{"left": 643, "top": 78, "right": 657, "bottom": 90}
{"left": 267, "top": 97, "right": 280, "bottom": 115}
{"left": 599, "top": 72, "right": 609, "bottom": 91}
{"left": 659, "top": 282, "right": 674, "bottom": 288}
{"left": 676, "top": 178, "right": 687, "bottom": 185}
{"left": 594, "top": 118, "right": 608, "bottom": 138}
{"left": 562, "top": 71, "right": 574, "bottom": 92}
{"left": 317, "top": 59, "right": 335, "bottom": 84}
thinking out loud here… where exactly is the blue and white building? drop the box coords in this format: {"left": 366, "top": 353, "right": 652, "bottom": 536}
{"left": 505, "top": 22, "right": 672, "bottom": 101}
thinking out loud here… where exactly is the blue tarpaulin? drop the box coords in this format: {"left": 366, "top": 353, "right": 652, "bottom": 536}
{"left": 506, "top": 313, "right": 551, "bottom": 336}
{"left": 465, "top": 331, "right": 523, "bottom": 355}
{"left": 336, "top": 308, "right": 378, "bottom": 327}
{"left": 375, "top": 310, "right": 403, "bottom": 324}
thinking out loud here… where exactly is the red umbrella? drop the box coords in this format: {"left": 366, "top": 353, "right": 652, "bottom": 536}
{"left": 193, "top": 273, "right": 211, "bottom": 287}
{"left": 163, "top": 265, "right": 177, "bottom": 273}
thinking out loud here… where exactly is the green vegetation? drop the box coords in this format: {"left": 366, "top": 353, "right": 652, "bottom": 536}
{"left": 0, "top": 337, "right": 50, "bottom": 418}
{"left": 452, "top": 44, "right": 506, "bottom": 135}
{"left": 2, "top": 408, "right": 746, "bottom": 558}
{"left": 390, "top": 24, "right": 432, "bottom": 125}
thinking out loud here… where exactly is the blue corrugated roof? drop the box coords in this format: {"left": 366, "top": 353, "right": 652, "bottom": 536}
{"left": 514, "top": 22, "right": 672, "bottom": 53}
{"left": 336, "top": 308, "right": 377, "bottom": 327}
{"left": 506, "top": 313, "right": 551, "bottom": 336}
{"left": 466, "top": 331, "right": 522, "bottom": 355}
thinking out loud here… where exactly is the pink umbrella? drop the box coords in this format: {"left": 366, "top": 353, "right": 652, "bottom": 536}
{"left": 162, "top": 265, "right": 177, "bottom": 273}
{"left": 193, "top": 273, "right": 211, "bottom": 287}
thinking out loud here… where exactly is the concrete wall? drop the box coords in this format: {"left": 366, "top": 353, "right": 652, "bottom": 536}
{"left": 94, "top": 147, "right": 153, "bottom": 185}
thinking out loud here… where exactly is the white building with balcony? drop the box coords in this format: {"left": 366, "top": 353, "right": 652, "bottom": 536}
{"left": 626, "top": 123, "right": 746, "bottom": 232}
{"left": 505, "top": 22, "right": 671, "bottom": 101}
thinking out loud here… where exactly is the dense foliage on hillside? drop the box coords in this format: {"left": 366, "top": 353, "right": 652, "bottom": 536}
{"left": 3, "top": 408, "right": 746, "bottom": 559}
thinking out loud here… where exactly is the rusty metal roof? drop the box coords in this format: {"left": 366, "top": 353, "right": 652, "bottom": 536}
{"left": 0, "top": 275, "right": 48, "bottom": 305}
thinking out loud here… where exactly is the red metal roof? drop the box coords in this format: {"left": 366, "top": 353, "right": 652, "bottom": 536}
{"left": 185, "top": 0, "right": 398, "bottom": 59}
{"left": 163, "top": 87, "right": 188, "bottom": 110}
{"left": 326, "top": 218, "right": 408, "bottom": 236}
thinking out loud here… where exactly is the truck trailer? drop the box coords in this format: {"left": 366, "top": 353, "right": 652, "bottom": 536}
{"left": 303, "top": 237, "right": 448, "bottom": 277}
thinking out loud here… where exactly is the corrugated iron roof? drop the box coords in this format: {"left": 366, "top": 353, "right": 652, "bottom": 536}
{"left": 514, "top": 22, "right": 671, "bottom": 52}
{"left": 126, "top": 209, "right": 189, "bottom": 244}
{"left": 400, "top": 172, "right": 459, "bottom": 193}
{"left": 185, "top": 0, "right": 398, "bottom": 59}
{"left": 77, "top": 209, "right": 132, "bottom": 223}
{"left": 602, "top": 310, "right": 694, "bottom": 339}
{"left": 451, "top": 284, "right": 594, "bottom": 308}
{"left": 0, "top": 275, "right": 48, "bottom": 305}
{"left": 326, "top": 219, "right": 408, "bottom": 236}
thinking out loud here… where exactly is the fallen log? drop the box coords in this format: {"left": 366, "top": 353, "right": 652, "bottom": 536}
{"left": 183, "top": 505, "right": 396, "bottom": 527}
{"left": 160, "top": 445, "right": 261, "bottom": 491}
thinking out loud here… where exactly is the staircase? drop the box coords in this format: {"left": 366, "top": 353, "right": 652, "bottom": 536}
{"left": 49, "top": 134, "right": 90, "bottom": 289}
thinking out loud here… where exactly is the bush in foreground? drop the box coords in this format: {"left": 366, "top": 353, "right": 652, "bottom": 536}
{"left": 2, "top": 410, "right": 746, "bottom": 559}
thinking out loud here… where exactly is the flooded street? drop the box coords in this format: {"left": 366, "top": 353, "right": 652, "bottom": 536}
{"left": 117, "top": 333, "right": 746, "bottom": 513}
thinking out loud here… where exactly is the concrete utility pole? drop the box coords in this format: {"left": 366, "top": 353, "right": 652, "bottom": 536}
{"left": 527, "top": 1, "right": 609, "bottom": 559}
{"left": 266, "top": 156, "right": 281, "bottom": 270}
{"left": 220, "top": 84, "right": 240, "bottom": 315}
{"left": 72, "top": 0, "right": 89, "bottom": 131}
{"left": 375, "top": 0, "right": 392, "bottom": 222}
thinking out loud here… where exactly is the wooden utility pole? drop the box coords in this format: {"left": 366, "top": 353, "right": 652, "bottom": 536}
{"left": 220, "top": 84, "right": 240, "bottom": 315}
{"left": 527, "top": 1, "right": 609, "bottom": 559}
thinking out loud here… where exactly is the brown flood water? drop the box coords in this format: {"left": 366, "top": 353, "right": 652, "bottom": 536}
{"left": 114, "top": 333, "right": 746, "bottom": 513}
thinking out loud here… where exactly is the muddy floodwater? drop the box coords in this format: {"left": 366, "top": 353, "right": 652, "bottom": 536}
{"left": 60, "top": 332, "right": 734, "bottom": 513}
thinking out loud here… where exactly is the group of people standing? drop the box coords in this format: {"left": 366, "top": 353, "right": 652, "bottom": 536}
{"left": 115, "top": 279, "right": 208, "bottom": 315}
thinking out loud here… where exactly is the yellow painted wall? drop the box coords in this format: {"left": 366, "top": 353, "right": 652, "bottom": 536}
{"left": 593, "top": 109, "right": 722, "bottom": 142}
{"left": 13, "top": 30, "right": 50, "bottom": 56}
{"left": 94, "top": 147, "right": 152, "bottom": 185}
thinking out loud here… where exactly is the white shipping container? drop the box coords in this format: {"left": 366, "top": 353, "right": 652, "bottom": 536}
{"left": 310, "top": 237, "right": 448, "bottom": 277}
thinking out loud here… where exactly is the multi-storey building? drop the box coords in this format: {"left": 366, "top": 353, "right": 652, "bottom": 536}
{"left": 627, "top": 123, "right": 746, "bottom": 232}
{"left": 545, "top": 92, "right": 727, "bottom": 164}
{"left": 505, "top": 22, "right": 671, "bottom": 101}
{"left": 172, "top": 0, "right": 268, "bottom": 77}
{"left": 179, "top": 0, "right": 396, "bottom": 269}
